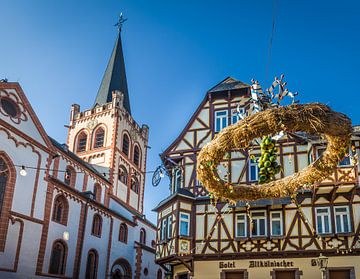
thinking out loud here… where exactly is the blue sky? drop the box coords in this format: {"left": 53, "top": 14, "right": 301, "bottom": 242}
{"left": 1, "top": 0, "right": 359, "bottom": 222}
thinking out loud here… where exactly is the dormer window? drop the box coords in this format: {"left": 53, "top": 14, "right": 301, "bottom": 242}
{"left": 94, "top": 128, "right": 105, "bottom": 148}
{"left": 214, "top": 110, "right": 228, "bottom": 132}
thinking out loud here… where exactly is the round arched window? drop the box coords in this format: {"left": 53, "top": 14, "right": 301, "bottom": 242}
{"left": 1, "top": 98, "right": 18, "bottom": 118}
{"left": 144, "top": 268, "right": 149, "bottom": 276}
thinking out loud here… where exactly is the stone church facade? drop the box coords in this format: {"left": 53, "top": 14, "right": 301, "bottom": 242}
{"left": 0, "top": 25, "right": 163, "bottom": 279}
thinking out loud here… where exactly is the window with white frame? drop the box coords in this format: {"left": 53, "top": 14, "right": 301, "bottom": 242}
{"left": 235, "top": 213, "right": 247, "bottom": 237}
{"left": 173, "top": 168, "right": 182, "bottom": 192}
{"left": 316, "top": 207, "right": 331, "bottom": 234}
{"left": 251, "top": 211, "right": 266, "bottom": 237}
{"left": 334, "top": 206, "right": 351, "bottom": 233}
{"left": 249, "top": 157, "right": 259, "bottom": 182}
{"left": 167, "top": 215, "right": 172, "bottom": 238}
{"left": 160, "top": 218, "right": 167, "bottom": 241}
{"left": 231, "top": 108, "right": 245, "bottom": 125}
{"left": 270, "top": 211, "right": 283, "bottom": 236}
{"left": 215, "top": 110, "right": 228, "bottom": 132}
{"left": 179, "top": 213, "right": 190, "bottom": 236}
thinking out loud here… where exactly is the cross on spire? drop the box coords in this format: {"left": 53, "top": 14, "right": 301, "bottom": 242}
{"left": 114, "top": 13, "right": 127, "bottom": 32}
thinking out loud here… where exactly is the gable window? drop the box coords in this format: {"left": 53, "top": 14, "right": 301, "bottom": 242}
{"left": 0, "top": 157, "right": 9, "bottom": 216}
{"left": 133, "top": 146, "right": 140, "bottom": 167}
{"left": 77, "top": 132, "right": 88, "bottom": 152}
{"left": 131, "top": 177, "right": 139, "bottom": 193}
{"left": 94, "top": 128, "right": 105, "bottom": 149}
{"left": 93, "top": 183, "right": 102, "bottom": 203}
{"left": 140, "top": 228, "right": 146, "bottom": 245}
{"left": 1, "top": 98, "right": 19, "bottom": 118}
{"left": 119, "top": 223, "right": 128, "bottom": 243}
{"left": 251, "top": 211, "right": 266, "bottom": 237}
{"left": 215, "top": 110, "right": 228, "bottom": 132}
{"left": 316, "top": 207, "right": 331, "bottom": 234}
{"left": 179, "top": 212, "right": 190, "bottom": 236}
{"left": 49, "top": 240, "right": 67, "bottom": 275}
{"left": 334, "top": 206, "right": 351, "bottom": 233}
{"left": 64, "top": 166, "right": 75, "bottom": 187}
{"left": 249, "top": 157, "right": 259, "bottom": 182}
{"left": 231, "top": 108, "right": 245, "bottom": 124}
{"left": 122, "top": 134, "right": 130, "bottom": 156}
{"left": 172, "top": 168, "right": 182, "bottom": 192}
{"left": 118, "top": 166, "right": 128, "bottom": 185}
{"left": 235, "top": 213, "right": 247, "bottom": 238}
{"left": 52, "top": 195, "right": 69, "bottom": 225}
{"left": 85, "top": 249, "right": 98, "bottom": 279}
{"left": 270, "top": 211, "right": 283, "bottom": 236}
{"left": 91, "top": 214, "right": 102, "bottom": 237}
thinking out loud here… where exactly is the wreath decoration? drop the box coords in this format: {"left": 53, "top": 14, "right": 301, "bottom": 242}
{"left": 196, "top": 103, "right": 352, "bottom": 203}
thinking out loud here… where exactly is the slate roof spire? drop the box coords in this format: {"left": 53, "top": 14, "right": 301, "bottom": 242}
{"left": 94, "top": 14, "right": 131, "bottom": 114}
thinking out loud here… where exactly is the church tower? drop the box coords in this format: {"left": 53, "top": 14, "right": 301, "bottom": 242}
{"left": 67, "top": 15, "right": 149, "bottom": 214}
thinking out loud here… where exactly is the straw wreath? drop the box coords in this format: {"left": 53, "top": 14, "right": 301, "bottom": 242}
{"left": 196, "top": 103, "right": 352, "bottom": 203}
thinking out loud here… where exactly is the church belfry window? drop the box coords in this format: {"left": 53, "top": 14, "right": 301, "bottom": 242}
{"left": 94, "top": 128, "right": 105, "bottom": 149}
{"left": 118, "top": 166, "right": 128, "bottom": 185}
{"left": 140, "top": 228, "right": 146, "bottom": 244}
{"left": 131, "top": 177, "right": 139, "bottom": 193}
{"left": 77, "top": 132, "right": 88, "bottom": 152}
{"left": 122, "top": 134, "right": 130, "bottom": 156}
{"left": 133, "top": 145, "right": 140, "bottom": 167}
{"left": 93, "top": 183, "right": 102, "bottom": 203}
{"left": 119, "top": 223, "right": 128, "bottom": 243}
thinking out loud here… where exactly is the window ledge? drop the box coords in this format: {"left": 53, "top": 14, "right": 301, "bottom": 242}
{"left": 179, "top": 235, "right": 192, "bottom": 240}
{"left": 270, "top": 235, "right": 284, "bottom": 239}
{"left": 335, "top": 232, "right": 354, "bottom": 237}
{"left": 316, "top": 233, "right": 334, "bottom": 237}
{"left": 250, "top": 236, "right": 267, "bottom": 240}
{"left": 234, "top": 237, "right": 248, "bottom": 241}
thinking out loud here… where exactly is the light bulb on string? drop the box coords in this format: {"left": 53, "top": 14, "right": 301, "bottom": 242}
{"left": 63, "top": 231, "right": 69, "bottom": 241}
{"left": 159, "top": 169, "right": 165, "bottom": 178}
{"left": 19, "top": 166, "right": 27, "bottom": 177}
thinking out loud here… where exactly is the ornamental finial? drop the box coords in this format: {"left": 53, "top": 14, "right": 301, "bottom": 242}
{"left": 114, "top": 13, "right": 127, "bottom": 32}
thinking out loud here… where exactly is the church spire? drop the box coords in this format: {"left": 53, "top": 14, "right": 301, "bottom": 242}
{"left": 94, "top": 14, "right": 131, "bottom": 114}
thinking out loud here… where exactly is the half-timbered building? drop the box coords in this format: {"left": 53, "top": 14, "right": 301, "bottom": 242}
{"left": 0, "top": 24, "right": 163, "bottom": 278}
{"left": 154, "top": 77, "right": 360, "bottom": 279}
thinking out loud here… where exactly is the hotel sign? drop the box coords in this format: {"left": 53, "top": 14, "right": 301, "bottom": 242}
{"left": 249, "top": 260, "right": 294, "bottom": 268}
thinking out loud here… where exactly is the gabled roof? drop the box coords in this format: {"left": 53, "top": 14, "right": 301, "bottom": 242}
{"left": 207, "top": 76, "right": 250, "bottom": 93}
{"left": 152, "top": 188, "right": 194, "bottom": 211}
{"left": 94, "top": 31, "right": 131, "bottom": 114}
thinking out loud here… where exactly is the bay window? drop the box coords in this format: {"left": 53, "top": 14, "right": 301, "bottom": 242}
{"left": 270, "top": 211, "right": 283, "bottom": 236}
{"left": 316, "top": 207, "right": 331, "bottom": 234}
{"left": 179, "top": 213, "right": 190, "bottom": 236}
{"left": 235, "top": 213, "right": 247, "bottom": 237}
{"left": 334, "top": 206, "right": 351, "bottom": 233}
{"left": 251, "top": 211, "right": 266, "bottom": 237}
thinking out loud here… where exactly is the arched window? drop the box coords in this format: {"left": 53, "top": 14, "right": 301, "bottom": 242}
{"left": 157, "top": 269, "right": 163, "bottom": 279}
{"left": 133, "top": 146, "right": 140, "bottom": 167}
{"left": 93, "top": 183, "right": 102, "bottom": 203}
{"left": 122, "top": 134, "right": 130, "bottom": 156}
{"left": 49, "top": 240, "right": 67, "bottom": 275}
{"left": 140, "top": 228, "right": 146, "bottom": 245}
{"left": 52, "top": 195, "right": 69, "bottom": 225}
{"left": 119, "top": 223, "right": 128, "bottom": 243}
{"left": 0, "top": 156, "right": 9, "bottom": 216}
{"left": 64, "top": 166, "right": 76, "bottom": 187}
{"left": 94, "top": 128, "right": 105, "bottom": 149}
{"left": 131, "top": 177, "right": 139, "bottom": 193}
{"left": 85, "top": 249, "right": 98, "bottom": 279}
{"left": 91, "top": 214, "right": 102, "bottom": 237}
{"left": 77, "top": 132, "right": 88, "bottom": 152}
{"left": 118, "top": 166, "right": 128, "bottom": 185}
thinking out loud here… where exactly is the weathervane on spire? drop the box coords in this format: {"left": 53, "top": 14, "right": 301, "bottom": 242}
{"left": 114, "top": 13, "right": 127, "bottom": 32}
